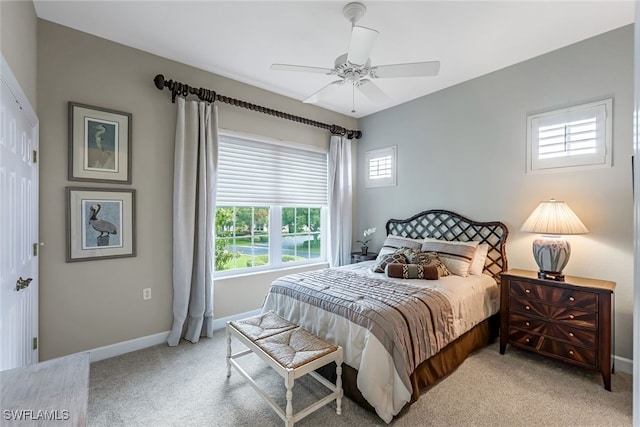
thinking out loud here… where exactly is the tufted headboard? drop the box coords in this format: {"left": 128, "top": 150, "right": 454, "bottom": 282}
{"left": 385, "top": 209, "right": 509, "bottom": 282}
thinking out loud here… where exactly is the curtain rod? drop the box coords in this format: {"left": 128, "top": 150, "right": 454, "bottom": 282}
{"left": 153, "top": 74, "right": 362, "bottom": 140}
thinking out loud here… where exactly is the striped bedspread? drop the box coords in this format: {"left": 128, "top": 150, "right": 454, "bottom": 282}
{"left": 266, "top": 268, "right": 455, "bottom": 394}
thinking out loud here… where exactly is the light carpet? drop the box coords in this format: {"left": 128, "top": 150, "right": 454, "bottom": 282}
{"left": 88, "top": 329, "right": 631, "bottom": 426}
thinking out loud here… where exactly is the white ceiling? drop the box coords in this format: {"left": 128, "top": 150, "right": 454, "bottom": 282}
{"left": 33, "top": 1, "right": 635, "bottom": 118}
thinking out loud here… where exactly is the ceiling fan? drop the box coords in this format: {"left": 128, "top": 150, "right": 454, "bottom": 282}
{"left": 270, "top": 2, "right": 440, "bottom": 112}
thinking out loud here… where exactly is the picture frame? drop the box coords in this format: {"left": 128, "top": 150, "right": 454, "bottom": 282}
{"left": 68, "top": 102, "right": 132, "bottom": 184}
{"left": 66, "top": 187, "right": 136, "bottom": 262}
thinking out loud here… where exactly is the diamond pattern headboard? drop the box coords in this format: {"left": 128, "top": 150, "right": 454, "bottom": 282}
{"left": 385, "top": 209, "right": 509, "bottom": 282}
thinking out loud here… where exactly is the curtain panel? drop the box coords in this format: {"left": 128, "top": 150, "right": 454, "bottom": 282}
{"left": 167, "top": 98, "right": 219, "bottom": 346}
{"left": 328, "top": 135, "right": 353, "bottom": 267}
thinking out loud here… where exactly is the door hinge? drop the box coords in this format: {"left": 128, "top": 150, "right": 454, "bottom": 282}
{"left": 32, "top": 150, "right": 37, "bottom": 163}
{"left": 32, "top": 337, "right": 38, "bottom": 350}
{"left": 33, "top": 243, "right": 38, "bottom": 256}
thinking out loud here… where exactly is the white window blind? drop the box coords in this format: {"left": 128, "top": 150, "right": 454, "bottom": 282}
{"left": 365, "top": 146, "right": 397, "bottom": 188}
{"left": 217, "top": 133, "right": 328, "bottom": 206}
{"left": 369, "top": 155, "right": 392, "bottom": 179}
{"left": 527, "top": 99, "right": 612, "bottom": 173}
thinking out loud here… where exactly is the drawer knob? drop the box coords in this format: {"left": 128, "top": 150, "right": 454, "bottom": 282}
{"left": 525, "top": 322, "right": 530, "bottom": 326}
{"left": 525, "top": 338, "right": 530, "bottom": 343}
{"left": 525, "top": 289, "right": 531, "bottom": 294}
{"left": 569, "top": 350, "right": 574, "bottom": 355}
{"left": 569, "top": 296, "right": 575, "bottom": 302}
{"left": 569, "top": 314, "right": 575, "bottom": 319}
{"left": 569, "top": 332, "right": 574, "bottom": 337}
{"left": 525, "top": 305, "right": 530, "bottom": 310}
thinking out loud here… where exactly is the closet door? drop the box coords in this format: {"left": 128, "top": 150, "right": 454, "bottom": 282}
{"left": 0, "top": 56, "right": 39, "bottom": 370}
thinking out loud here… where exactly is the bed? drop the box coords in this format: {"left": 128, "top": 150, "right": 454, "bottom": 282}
{"left": 263, "top": 209, "right": 508, "bottom": 422}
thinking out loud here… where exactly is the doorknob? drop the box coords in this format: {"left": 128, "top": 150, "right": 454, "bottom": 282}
{"left": 15, "top": 277, "right": 32, "bottom": 291}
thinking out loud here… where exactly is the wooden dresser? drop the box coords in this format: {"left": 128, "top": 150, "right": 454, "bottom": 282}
{"left": 499, "top": 269, "right": 615, "bottom": 390}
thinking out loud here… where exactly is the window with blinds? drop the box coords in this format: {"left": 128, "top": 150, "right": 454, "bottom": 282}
{"left": 527, "top": 99, "right": 612, "bottom": 173}
{"left": 365, "top": 146, "right": 397, "bottom": 188}
{"left": 214, "top": 132, "right": 328, "bottom": 276}
{"left": 217, "top": 134, "right": 328, "bottom": 206}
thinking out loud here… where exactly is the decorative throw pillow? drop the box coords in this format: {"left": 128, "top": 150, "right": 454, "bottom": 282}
{"left": 385, "top": 263, "right": 440, "bottom": 280}
{"left": 413, "top": 251, "right": 451, "bottom": 277}
{"left": 373, "top": 252, "right": 407, "bottom": 273}
{"left": 469, "top": 243, "right": 490, "bottom": 276}
{"left": 394, "top": 247, "right": 422, "bottom": 263}
{"left": 421, "top": 238, "right": 478, "bottom": 277}
{"left": 394, "top": 248, "right": 450, "bottom": 277}
{"left": 376, "top": 235, "right": 424, "bottom": 260}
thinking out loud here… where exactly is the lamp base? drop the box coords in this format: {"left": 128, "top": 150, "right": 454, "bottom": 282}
{"left": 532, "top": 235, "right": 571, "bottom": 282}
{"left": 538, "top": 271, "right": 565, "bottom": 281}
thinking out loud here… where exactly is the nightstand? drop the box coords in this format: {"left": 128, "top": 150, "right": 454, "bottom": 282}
{"left": 351, "top": 252, "right": 378, "bottom": 264}
{"left": 499, "top": 268, "right": 615, "bottom": 390}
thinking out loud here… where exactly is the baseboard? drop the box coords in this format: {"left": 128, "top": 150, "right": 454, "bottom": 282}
{"left": 614, "top": 355, "right": 633, "bottom": 374}
{"left": 88, "top": 331, "right": 170, "bottom": 362}
{"left": 85, "top": 308, "right": 263, "bottom": 363}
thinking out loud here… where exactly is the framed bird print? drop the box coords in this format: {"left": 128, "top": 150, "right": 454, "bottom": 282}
{"left": 68, "top": 102, "right": 132, "bottom": 184}
{"left": 66, "top": 187, "right": 136, "bottom": 262}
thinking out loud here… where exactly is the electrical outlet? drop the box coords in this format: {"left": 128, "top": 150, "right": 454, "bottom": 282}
{"left": 143, "top": 288, "right": 151, "bottom": 300}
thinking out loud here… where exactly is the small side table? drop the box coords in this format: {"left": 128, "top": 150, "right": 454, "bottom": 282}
{"left": 351, "top": 251, "right": 377, "bottom": 264}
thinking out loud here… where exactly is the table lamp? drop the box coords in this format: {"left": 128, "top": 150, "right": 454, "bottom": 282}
{"left": 520, "top": 199, "right": 588, "bottom": 281}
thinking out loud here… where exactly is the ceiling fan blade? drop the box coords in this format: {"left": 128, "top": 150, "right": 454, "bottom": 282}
{"left": 371, "top": 61, "right": 440, "bottom": 78}
{"left": 346, "top": 26, "right": 378, "bottom": 65}
{"left": 270, "top": 64, "right": 334, "bottom": 75}
{"left": 357, "top": 79, "right": 390, "bottom": 105}
{"left": 303, "top": 80, "right": 344, "bottom": 104}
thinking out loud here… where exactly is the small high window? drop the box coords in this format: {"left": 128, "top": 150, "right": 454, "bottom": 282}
{"left": 526, "top": 99, "right": 612, "bottom": 173}
{"left": 365, "top": 146, "right": 397, "bottom": 188}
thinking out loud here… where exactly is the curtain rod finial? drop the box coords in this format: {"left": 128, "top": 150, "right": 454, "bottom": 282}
{"left": 154, "top": 74, "right": 166, "bottom": 90}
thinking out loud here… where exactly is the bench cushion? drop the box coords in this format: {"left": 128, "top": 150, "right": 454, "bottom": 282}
{"left": 256, "top": 327, "right": 338, "bottom": 369}
{"left": 229, "top": 311, "right": 297, "bottom": 341}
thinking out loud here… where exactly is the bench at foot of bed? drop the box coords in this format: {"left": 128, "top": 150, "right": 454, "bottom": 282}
{"left": 226, "top": 311, "right": 344, "bottom": 427}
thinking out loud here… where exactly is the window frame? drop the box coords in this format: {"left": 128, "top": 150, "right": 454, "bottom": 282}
{"left": 526, "top": 99, "right": 613, "bottom": 174}
{"left": 365, "top": 145, "right": 397, "bottom": 188}
{"left": 213, "top": 129, "right": 329, "bottom": 278}
{"left": 213, "top": 205, "right": 328, "bottom": 278}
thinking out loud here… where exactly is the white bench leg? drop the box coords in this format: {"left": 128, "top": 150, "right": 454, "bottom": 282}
{"left": 285, "top": 373, "right": 294, "bottom": 427}
{"left": 336, "top": 356, "right": 343, "bottom": 415}
{"left": 226, "top": 327, "right": 232, "bottom": 378}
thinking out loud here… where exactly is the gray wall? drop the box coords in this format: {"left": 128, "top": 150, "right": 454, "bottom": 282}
{"left": 1, "top": 0, "right": 38, "bottom": 110}
{"left": 358, "top": 25, "right": 634, "bottom": 360}
{"left": 37, "top": 20, "right": 356, "bottom": 361}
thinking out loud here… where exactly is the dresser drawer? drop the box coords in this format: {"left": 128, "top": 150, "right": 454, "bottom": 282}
{"left": 509, "top": 312, "right": 597, "bottom": 349}
{"left": 508, "top": 329, "right": 541, "bottom": 350}
{"left": 538, "top": 338, "right": 597, "bottom": 368}
{"left": 510, "top": 296, "right": 597, "bottom": 329}
{"left": 509, "top": 280, "right": 598, "bottom": 311}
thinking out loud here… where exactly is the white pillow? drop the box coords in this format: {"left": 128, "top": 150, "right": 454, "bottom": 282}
{"left": 421, "top": 238, "right": 478, "bottom": 277}
{"left": 469, "top": 243, "right": 489, "bottom": 276}
{"left": 376, "top": 235, "right": 424, "bottom": 259}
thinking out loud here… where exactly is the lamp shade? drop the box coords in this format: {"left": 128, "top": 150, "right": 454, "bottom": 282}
{"left": 520, "top": 199, "right": 588, "bottom": 235}
{"left": 521, "top": 199, "right": 587, "bottom": 281}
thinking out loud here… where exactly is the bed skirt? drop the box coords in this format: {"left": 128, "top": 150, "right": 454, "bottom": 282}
{"left": 316, "top": 313, "right": 499, "bottom": 415}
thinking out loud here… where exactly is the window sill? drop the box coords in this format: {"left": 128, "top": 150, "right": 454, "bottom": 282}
{"left": 214, "top": 262, "right": 329, "bottom": 282}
